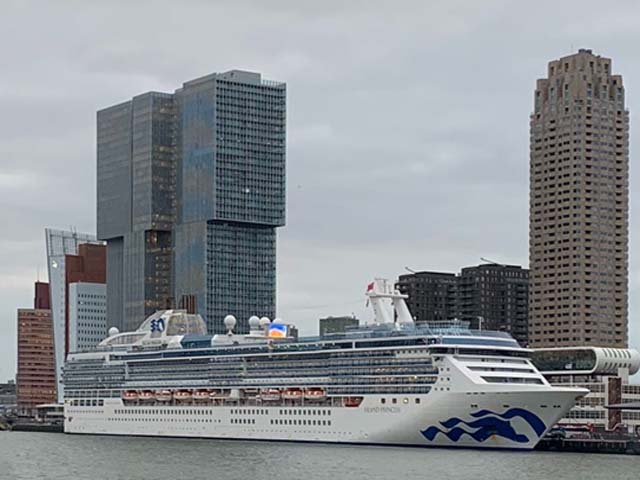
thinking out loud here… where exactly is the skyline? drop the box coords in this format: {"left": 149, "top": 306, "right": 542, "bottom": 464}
{"left": 2, "top": 1, "right": 640, "bottom": 382}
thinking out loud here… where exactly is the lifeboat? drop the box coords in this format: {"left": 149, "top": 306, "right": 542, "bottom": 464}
{"left": 174, "top": 390, "right": 193, "bottom": 402}
{"left": 121, "top": 390, "right": 138, "bottom": 401}
{"left": 138, "top": 390, "right": 154, "bottom": 402}
{"left": 155, "top": 390, "right": 172, "bottom": 402}
{"left": 343, "top": 396, "right": 363, "bottom": 408}
{"left": 304, "top": 388, "right": 327, "bottom": 402}
{"left": 193, "top": 389, "right": 210, "bottom": 401}
{"left": 282, "top": 388, "right": 303, "bottom": 401}
{"left": 260, "top": 388, "right": 281, "bottom": 402}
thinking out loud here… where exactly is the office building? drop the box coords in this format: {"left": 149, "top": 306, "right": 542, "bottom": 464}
{"left": 97, "top": 92, "right": 176, "bottom": 331}
{"left": 529, "top": 50, "right": 629, "bottom": 348}
{"left": 16, "top": 282, "right": 56, "bottom": 415}
{"left": 45, "top": 228, "right": 103, "bottom": 401}
{"left": 458, "top": 264, "right": 529, "bottom": 345}
{"left": 64, "top": 244, "right": 107, "bottom": 353}
{"left": 319, "top": 315, "right": 359, "bottom": 337}
{"left": 98, "top": 70, "right": 286, "bottom": 334}
{"left": 68, "top": 282, "right": 107, "bottom": 352}
{"left": 396, "top": 271, "right": 458, "bottom": 323}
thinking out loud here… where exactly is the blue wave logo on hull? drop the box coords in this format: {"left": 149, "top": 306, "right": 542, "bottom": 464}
{"left": 421, "top": 408, "right": 546, "bottom": 444}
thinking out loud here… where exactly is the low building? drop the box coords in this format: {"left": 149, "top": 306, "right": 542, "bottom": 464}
{"left": 0, "top": 381, "right": 17, "bottom": 414}
{"left": 17, "top": 282, "right": 56, "bottom": 416}
{"left": 531, "top": 347, "right": 640, "bottom": 433}
{"left": 319, "top": 316, "right": 359, "bottom": 337}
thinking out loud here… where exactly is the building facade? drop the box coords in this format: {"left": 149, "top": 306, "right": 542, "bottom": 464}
{"left": 458, "top": 264, "right": 529, "bottom": 345}
{"left": 98, "top": 70, "right": 286, "bottom": 334}
{"left": 0, "top": 381, "right": 16, "bottom": 414}
{"left": 68, "top": 282, "right": 107, "bottom": 352}
{"left": 97, "top": 93, "right": 176, "bottom": 332}
{"left": 64, "top": 243, "right": 107, "bottom": 354}
{"left": 16, "top": 283, "right": 56, "bottom": 415}
{"left": 396, "top": 271, "right": 458, "bottom": 323}
{"left": 529, "top": 50, "right": 629, "bottom": 348}
{"left": 396, "top": 265, "right": 529, "bottom": 345}
{"left": 532, "top": 347, "right": 640, "bottom": 432}
{"left": 45, "top": 228, "right": 103, "bottom": 401}
{"left": 319, "top": 316, "right": 360, "bottom": 337}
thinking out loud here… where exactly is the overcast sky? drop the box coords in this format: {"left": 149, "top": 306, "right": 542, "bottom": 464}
{"left": 1, "top": 0, "right": 640, "bottom": 382}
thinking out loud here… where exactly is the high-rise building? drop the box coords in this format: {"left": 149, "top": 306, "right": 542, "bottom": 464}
{"left": 529, "top": 50, "right": 629, "bottom": 348}
{"left": 395, "top": 271, "right": 458, "bottom": 323}
{"left": 98, "top": 70, "right": 286, "bottom": 334}
{"left": 458, "top": 264, "right": 529, "bottom": 345}
{"left": 319, "top": 315, "right": 359, "bottom": 337}
{"left": 16, "top": 282, "right": 56, "bottom": 415}
{"left": 45, "top": 228, "right": 103, "bottom": 402}
{"left": 97, "top": 92, "right": 176, "bottom": 332}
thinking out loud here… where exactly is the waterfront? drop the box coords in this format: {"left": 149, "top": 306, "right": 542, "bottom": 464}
{"left": 0, "top": 433, "right": 638, "bottom": 480}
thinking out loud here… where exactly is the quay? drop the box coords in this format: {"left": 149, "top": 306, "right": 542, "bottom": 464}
{"left": 536, "top": 437, "right": 640, "bottom": 455}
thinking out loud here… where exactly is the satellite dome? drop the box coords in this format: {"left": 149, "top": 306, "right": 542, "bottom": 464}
{"left": 224, "top": 315, "right": 237, "bottom": 331}
{"left": 259, "top": 316, "right": 271, "bottom": 327}
{"left": 108, "top": 327, "right": 119, "bottom": 337}
{"left": 248, "top": 316, "right": 260, "bottom": 329}
{"left": 272, "top": 317, "right": 284, "bottom": 324}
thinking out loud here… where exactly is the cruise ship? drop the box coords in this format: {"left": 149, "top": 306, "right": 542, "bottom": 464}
{"left": 63, "top": 279, "right": 587, "bottom": 449}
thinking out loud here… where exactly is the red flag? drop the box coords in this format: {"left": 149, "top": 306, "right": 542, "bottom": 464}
{"left": 366, "top": 282, "right": 375, "bottom": 292}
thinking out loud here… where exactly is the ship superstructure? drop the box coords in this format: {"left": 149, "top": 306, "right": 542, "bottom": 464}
{"left": 63, "top": 279, "right": 586, "bottom": 449}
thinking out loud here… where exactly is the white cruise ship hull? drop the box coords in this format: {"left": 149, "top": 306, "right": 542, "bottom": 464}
{"left": 65, "top": 387, "right": 582, "bottom": 450}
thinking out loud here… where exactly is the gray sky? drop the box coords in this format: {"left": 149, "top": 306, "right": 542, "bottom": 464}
{"left": 1, "top": 0, "right": 639, "bottom": 382}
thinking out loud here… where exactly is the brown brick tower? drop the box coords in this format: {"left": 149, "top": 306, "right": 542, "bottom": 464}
{"left": 529, "top": 50, "right": 629, "bottom": 347}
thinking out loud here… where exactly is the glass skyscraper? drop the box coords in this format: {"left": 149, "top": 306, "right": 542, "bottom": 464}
{"left": 97, "top": 70, "right": 286, "bottom": 334}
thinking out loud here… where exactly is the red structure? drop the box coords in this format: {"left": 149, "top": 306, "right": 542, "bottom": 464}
{"left": 64, "top": 243, "right": 106, "bottom": 356}
{"left": 34, "top": 281, "right": 50, "bottom": 309}
{"left": 17, "top": 282, "right": 56, "bottom": 414}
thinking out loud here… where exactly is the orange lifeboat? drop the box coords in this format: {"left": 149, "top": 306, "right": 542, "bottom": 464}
{"left": 155, "top": 390, "right": 172, "bottom": 402}
{"left": 304, "top": 388, "right": 327, "bottom": 402}
{"left": 343, "top": 396, "right": 363, "bottom": 408}
{"left": 174, "top": 390, "right": 193, "bottom": 402}
{"left": 121, "top": 390, "right": 138, "bottom": 401}
{"left": 193, "top": 389, "right": 210, "bottom": 401}
{"left": 282, "top": 388, "right": 303, "bottom": 401}
{"left": 138, "top": 390, "right": 154, "bottom": 402}
{"left": 260, "top": 388, "right": 281, "bottom": 402}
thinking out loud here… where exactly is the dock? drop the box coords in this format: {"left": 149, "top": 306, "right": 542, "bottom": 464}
{"left": 536, "top": 437, "right": 640, "bottom": 455}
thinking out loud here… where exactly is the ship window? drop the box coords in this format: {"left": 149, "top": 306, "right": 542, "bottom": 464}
{"left": 392, "top": 398, "right": 397, "bottom": 404}
{"left": 415, "top": 398, "right": 421, "bottom": 404}
{"left": 381, "top": 398, "right": 386, "bottom": 404}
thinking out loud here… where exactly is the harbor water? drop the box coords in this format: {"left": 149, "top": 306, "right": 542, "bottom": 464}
{"left": 0, "top": 432, "right": 638, "bottom": 480}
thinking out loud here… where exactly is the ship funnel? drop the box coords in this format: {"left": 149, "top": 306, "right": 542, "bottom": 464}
{"left": 366, "top": 278, "right": 414, "bottom": 326}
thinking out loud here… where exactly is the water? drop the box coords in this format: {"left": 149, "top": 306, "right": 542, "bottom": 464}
{"left": 0, "top": 432, "right": 637, "bottom": 480}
